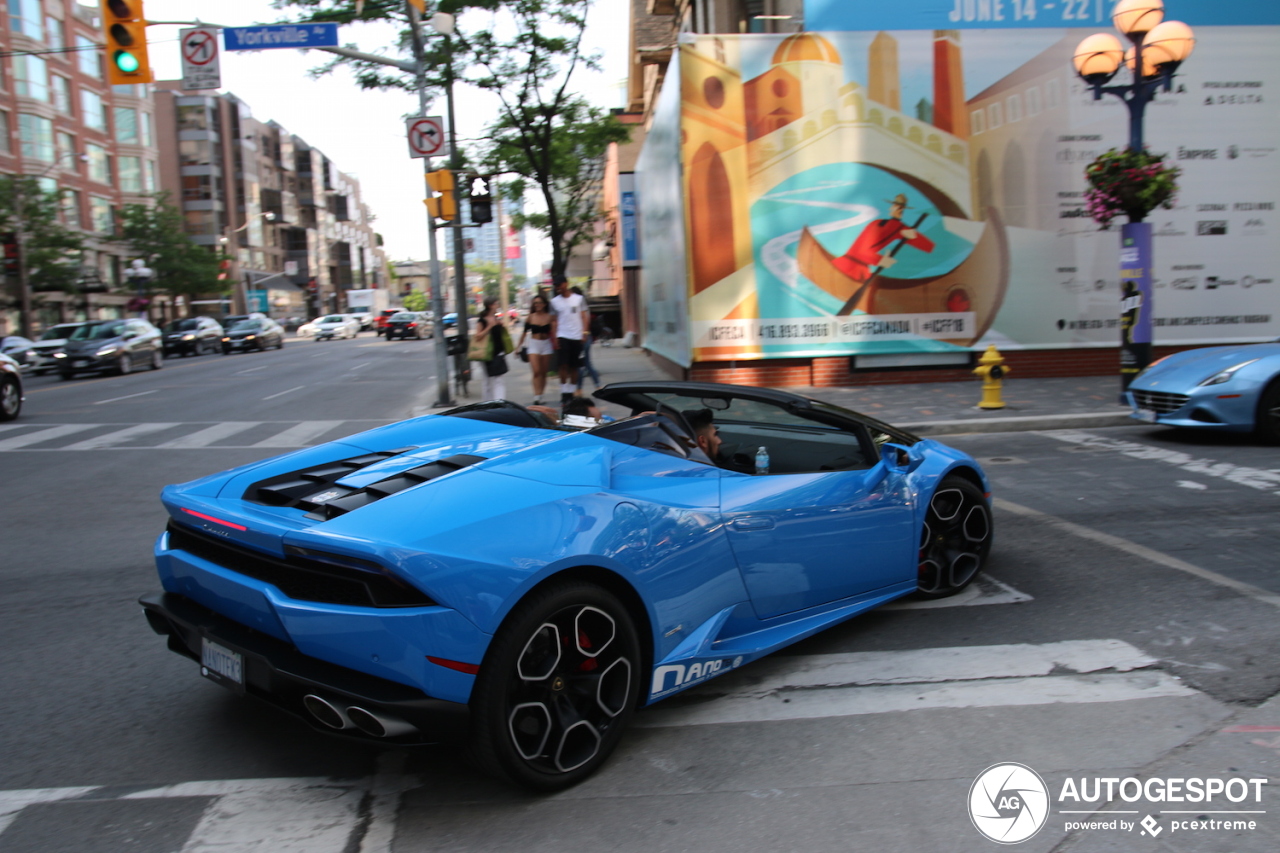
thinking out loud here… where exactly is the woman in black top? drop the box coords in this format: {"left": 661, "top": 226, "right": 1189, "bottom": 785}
{"left": 516, "top": 294, "right": 554, "bottom": 404}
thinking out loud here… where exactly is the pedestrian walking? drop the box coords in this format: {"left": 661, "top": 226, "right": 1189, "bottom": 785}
{"left": 550, "top": 276, "right": 589, "bottom": 405}
{"left": 515, "top": 293, "right": 555, "bottom": 405}
{"left": 468, "top": 297, "right": 512, "bottom": 401}
{"left": 573, "top": 287, "right": 602, "bottom": 389}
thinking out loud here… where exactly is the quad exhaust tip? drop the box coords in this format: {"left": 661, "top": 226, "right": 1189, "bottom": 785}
{"left": 303, "top": 694, "right": 417, "bottom": 738}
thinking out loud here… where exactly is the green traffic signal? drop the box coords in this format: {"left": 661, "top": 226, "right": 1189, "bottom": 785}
{"left": 114, "top": 51, "right": 140, "bottom": 73}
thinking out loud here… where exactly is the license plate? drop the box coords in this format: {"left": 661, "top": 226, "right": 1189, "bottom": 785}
{"left": 201, "top": 637, "right": 244, "bottom": 687}
{"left": 72, "top": 359, "right": 89, "bottom": 368}
{"left": 1137, "top": 409, "right": 1158, "bottom": 423}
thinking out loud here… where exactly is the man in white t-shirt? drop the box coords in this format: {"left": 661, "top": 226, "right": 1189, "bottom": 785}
{"left": 550, "top": 276, "right": 589, "bottom": 405}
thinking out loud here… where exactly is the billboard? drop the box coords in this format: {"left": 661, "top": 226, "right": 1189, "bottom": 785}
{"left": 636, "top": 26, "right": 1280, "bottom": 365}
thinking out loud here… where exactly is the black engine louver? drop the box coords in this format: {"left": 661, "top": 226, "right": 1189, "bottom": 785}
{"left": 246, "top": 451, "right": 486, "bottom": 521}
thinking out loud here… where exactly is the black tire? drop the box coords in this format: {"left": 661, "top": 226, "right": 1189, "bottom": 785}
{"left": 59, "top": 371, "right": 74, "bottom": 381}
{"left": 469, "top": 580, "right": 641, "bottom": 791}
{"left": 1256, "top": 381, "right": 1280, "bottom": 444}
{"left": 150, "top": 350, "right": 163, "bottom": 370}
{"left": 118, "top": 353, "right": 132, "bottom": 376}
{"left": 916, "top": 475, "right": 993, "bottom": 599}
{"left": 0, "top": 376, "right": 20, "bottom": 421}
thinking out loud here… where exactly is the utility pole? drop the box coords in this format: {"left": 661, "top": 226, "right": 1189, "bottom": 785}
{"left": 406, "top": 2, "right": 453, "bottom": 407}
{"left": 437, "top": 15, "right": 472, "bottom": 395}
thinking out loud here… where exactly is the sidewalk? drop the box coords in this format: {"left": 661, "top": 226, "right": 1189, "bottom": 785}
{"left": 479, "top": 341, "right": 1134, "bottom": 436}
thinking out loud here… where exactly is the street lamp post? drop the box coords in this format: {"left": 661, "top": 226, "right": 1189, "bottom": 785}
{"left": 1072, "top": 0, "right": 1196, "bottom": 395}
{"left": 125, "top": 258, "right": 153, "bottom": 318}
{"left": 219, "top": 211, "right": 276, "bottom": 314}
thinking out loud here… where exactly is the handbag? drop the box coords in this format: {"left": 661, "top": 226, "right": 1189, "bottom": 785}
{"left": 486, "top": 351, "right": 509, "bottom": 377}
{"left": 517, "top": 346, "right": 529, "bottom": 363}
{"left": 467, "top": 330, "right": 493, "bottom": 362}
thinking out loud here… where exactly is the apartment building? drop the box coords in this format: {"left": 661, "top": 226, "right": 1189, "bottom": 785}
{"left": 0, "top": 0, "right": 162, "bottom": 334}
{"left": 153, "top": 82, "right": 388, "bottom": 320}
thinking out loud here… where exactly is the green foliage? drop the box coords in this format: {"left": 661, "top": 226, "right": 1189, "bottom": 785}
{"left": 0, "top": 175, "right": 84, "bottom": 293}
{"left": 274, "top": 0, "right": 631, "bottom": 279}
{"left": 402, "top": 288, "right": 428, "bottom": 311}
{"left": 119, "top": 194, "right": 223, "bottom": 306}
{"left": 1084, "top": 148, "right": 1180, "bottom": 227}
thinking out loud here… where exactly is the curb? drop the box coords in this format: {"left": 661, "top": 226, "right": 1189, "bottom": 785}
{"left": 902, "top": 412, "right": 1136, "bottom": 436}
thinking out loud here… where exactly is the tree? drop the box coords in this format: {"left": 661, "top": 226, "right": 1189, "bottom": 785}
{"left": 277, "top": 0, "right": 629, "bottom": 280}
{"left": 403, "top": 289, "right": 428, "bottom": 311}
{"left": 0, "top": 176, "right": 84, "bottom": 324}
{"left": 119, "top": 194, "right": 223, "bottom": 312}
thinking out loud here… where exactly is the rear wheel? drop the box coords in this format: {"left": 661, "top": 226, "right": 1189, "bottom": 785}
{"left": 118, "top": 354, "right": 132, "bottom": 376}
{"left": 1257, "top": 381, "right": 1280, "bottom": 444}
{"left": 470, "top": 581, "right": 641, "bottom": 791}
{"left": 0, "top": 376, "right": 21, "bottom": 420}
{"left": 150, "top": 350, "right": 163, "bottom": 370}
{"left": 916, "top": 475, "right": 992, "bottom": 598}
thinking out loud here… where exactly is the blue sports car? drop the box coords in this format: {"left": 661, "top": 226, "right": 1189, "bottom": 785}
{"left": 1126, "top": 340, "right": 1280, "bottom": 442}
{"left": 140, "top": 382, "right": 994, "bottom": 789}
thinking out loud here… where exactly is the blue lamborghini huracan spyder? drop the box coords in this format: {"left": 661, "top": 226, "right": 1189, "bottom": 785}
{"left": 141, "top": 382, "right": 994, "bottom": 789}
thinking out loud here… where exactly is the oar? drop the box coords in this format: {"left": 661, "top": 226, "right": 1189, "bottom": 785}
{"left": 837, "top": 212, "right": 929, "bottom": 316}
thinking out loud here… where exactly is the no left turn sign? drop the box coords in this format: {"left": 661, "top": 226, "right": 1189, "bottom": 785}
{"left": 406, "top": 116, "right": 445, "bottom": 159}
{"left": 180, "top": 27, "right": 221, "bottom": 90}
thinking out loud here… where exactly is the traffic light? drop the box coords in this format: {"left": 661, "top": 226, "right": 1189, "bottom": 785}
{"left": 1, "top": 233, "right": 20, "bottom": 279}
{"left": 217, "top": 257, "right": 230, "bottom": 281}
{"left": 468, "top": 175, "right": 493, "bottom": 225}
{"left": 101, "top": 0, "right": 153, "bottom": 85}
{"left": 424, "top": 169, "right": 456, "bottom": 221}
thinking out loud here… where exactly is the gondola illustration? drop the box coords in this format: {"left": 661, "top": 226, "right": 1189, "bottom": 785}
{"left": 797, "top": 208, "right": 1011, "bottom": 346}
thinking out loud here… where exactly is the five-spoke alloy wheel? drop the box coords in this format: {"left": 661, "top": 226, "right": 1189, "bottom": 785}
{"left": 916, "top": 475, "right": 993, "bottom": 598}
{"left": 470, "top": 581, "right": 641, "bottom": 791}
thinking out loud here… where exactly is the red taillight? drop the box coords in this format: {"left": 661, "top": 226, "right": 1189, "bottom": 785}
{"left": 426, "top": 656, "right": 480, "bottom": 675}
{"left": 407, "top": 322, "right": 417, "bottom": 328}
{"left": 180, "top": 507, "right": 248, "bottom": 531}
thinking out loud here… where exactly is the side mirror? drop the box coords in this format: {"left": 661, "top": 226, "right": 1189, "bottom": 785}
{"left": 881, "top": 442, "right": 924, "bottom": 473}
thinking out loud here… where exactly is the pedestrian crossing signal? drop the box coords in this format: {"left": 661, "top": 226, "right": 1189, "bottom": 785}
{"left": 101, "top": 0, "right": 153, "bottom": 85}
{"left": 468, "top": 175, "right": 493, "bottom": 225}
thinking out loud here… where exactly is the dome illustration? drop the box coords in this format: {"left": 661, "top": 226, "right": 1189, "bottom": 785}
{"left": 771, "top": 33, "right": 841, "bottom": 65}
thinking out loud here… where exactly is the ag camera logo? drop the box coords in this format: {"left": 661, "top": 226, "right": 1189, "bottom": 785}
{"left": 969, "top": 763, "right": 1050, "bottom": 844}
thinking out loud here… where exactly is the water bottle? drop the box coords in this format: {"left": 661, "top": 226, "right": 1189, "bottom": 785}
{"left": 754, "top": 446, "right": 770, "bottom": 475}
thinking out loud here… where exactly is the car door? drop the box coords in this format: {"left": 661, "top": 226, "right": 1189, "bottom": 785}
{"left": 718, "top": 424, "right": 916, "bottom": 620}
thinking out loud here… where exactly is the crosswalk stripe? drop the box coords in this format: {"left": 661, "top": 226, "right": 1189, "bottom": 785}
{"left": 0, "top": 424, "right": 96, "bottom": 450}
{"left": 634, "top": 640, "right": 1195, "bottom": 729}
{"left": 159, "top": 422, "right": 263, "bottom": 448}
{"left": 61, "top": 423, "right": 180, "bottom": 450}
{"left": 177, "top": 783, "right": 363, "bottom": 853}
{"left": 0, "top": 787, "right": 100, "bottom": 835}
{"left": 253, "top": 421, "right": 345, "bottom": 447}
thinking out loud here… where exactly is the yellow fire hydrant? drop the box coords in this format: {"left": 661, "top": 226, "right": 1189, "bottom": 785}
{"left": 973, "top": 345, "right": 1009, "bottom": 410}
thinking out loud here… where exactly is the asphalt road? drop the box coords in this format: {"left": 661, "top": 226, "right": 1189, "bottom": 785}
{"left": 1, "top": 347, "right": 1277, "bottom": 852}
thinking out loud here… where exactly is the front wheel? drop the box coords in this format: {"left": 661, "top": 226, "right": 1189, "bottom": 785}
{"left": 150, "top": 350, "right": 163, "bottom": 370}
{"left": 916, "top": 475, "right": 993, "bottom": 599}
{"left": 469, "top": 581, "right": 641, "bottom": 791}
{"left": 1257, "top": 381, "right": 1280, "bottom": 444}
{"left": 118, "top": 354, "right": 133, "bottom": 376}
{"left": 0, "top": 376, "right": 21, "bottom": 420}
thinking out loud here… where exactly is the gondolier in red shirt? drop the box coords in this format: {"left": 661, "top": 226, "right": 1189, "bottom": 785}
{"left": 832, "top": 193, "right": 935, "bottom": 282}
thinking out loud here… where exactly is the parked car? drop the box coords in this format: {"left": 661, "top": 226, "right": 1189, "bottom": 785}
{"left": 30, "top": 322, "right": 93, "bottom": 375}
{"left": 222, "top": 317, "right": 285, "bottom": 353}
{"left": 441, "top": 312, "right": 458, "bottom": 329}
{"left": 313, "top": 314, "right": 361, "bottom": 341}
{"left": 351, "top": 312, "right": 374, "bottom": 332}
{"left": 162, "top": 316, "right": 224, "bottom": 357}
{"left": 1127, "top": 339, "right": 1280, "bottom": 443}
{"left": 0, "top": 352, "right": 23, "bottom": 420}
{"left": 0, "top": 335, "right": 38, "bottom": 372}
{"left": 374, "top": 309, "right": 401, "bottom": 336}
{"left": 140, "top": 381, "right": 993, "bottom": 790}
{"left": 383, "top": 311, "right": 432, "bottom": 340}
{"left": 57, "top": 319, "right": 163, "bottom": 378}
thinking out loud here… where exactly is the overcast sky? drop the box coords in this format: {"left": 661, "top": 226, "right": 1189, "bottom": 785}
{"left": 137, "top": 0, "right": 631, "bottom": 271}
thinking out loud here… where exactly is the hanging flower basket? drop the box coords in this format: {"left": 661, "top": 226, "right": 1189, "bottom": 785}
{"left": 126, "top": 296, "right": 151, "bottom": 311}
{"left": 1083, "top": 148, "right": 1180, "bottom": 228}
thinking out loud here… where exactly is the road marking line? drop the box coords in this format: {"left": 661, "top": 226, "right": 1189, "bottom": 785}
{"left": 0, "top": 424, "right": 96, "bottom": 450}
{"left": 253, "top": 421, "right": 344, "bottom": 447}
{"left": 62, "top": 423, "right": 180, "bottom": 450}
{"left": 0, "top": 787, "right": 101, "bottom": 835}
{"left": 637, "top": 639, "right": 1192, "bottom": 729}
{"left": 263, "top": 385, "right": 305, "bottom": 401}
{"left": 93, "top": 390, "right": 158, "bottom": 405}
{"left": 159, "top": 422, "right": 262, "bottom": 448}
{"left": 177, "top": 784, "right": 363, "bottom": 853}
{"left": 1038, "top": 430, "right": 1280, "bottom": 495}
{"left": 358, "top": 752, "right": 409, "bottom": 853}
{"left": 235, "top": 366, "right": 266, "bottom": 375}
{"left": 996, "top": 497, "right": 1280, "bottom": 610}
{"left": 884, "top": 574, "right": 1031, "bottom": 609}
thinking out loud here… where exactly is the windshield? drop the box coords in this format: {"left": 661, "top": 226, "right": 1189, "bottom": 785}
{"left": 164, "top": 319, "right": 201, "bottom": 332}
{"left": 321, "top": 315, "right": 346, "bottom": 323}
{"left": 229, "top": 320, "right": 262, "bottom": 332}
{"left": 389, "top": 313, "right": 416, "bottom": 321}
{"left": 40, "top": 325, "right": 82, "bottom": 340}
{"left": 69, "top": 322, "right": 125, "bottom": 341}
